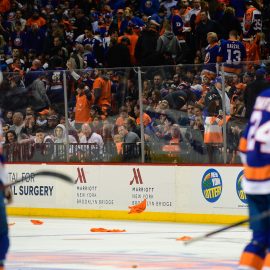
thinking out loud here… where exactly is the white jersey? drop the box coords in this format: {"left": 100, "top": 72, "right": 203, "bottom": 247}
{"left": 243, "top": 7, "right": 262, "bottom": 38}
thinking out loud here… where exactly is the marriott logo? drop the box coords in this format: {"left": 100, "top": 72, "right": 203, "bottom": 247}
{"left": 75, "top": 168, "right": 87, "bottom": 184}
{"left": 129, "top": 168, "right": 143, "bottom": 185}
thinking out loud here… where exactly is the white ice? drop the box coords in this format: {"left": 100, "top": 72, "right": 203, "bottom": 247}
{"left": 6, "top": 217, "right": 251, "bottom": 270}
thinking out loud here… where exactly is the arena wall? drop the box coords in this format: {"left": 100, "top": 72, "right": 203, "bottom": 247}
{"left": 6, "top": 164, "right": 248, "bottom": 224}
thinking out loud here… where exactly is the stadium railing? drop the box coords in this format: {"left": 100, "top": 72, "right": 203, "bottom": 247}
{"left": 2, "top": 60, "right": 269, "bottom": 164}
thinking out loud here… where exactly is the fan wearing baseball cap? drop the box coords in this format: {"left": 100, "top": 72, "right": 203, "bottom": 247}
{"left": 204, "top": 76, "right": 230, "bottom": 116}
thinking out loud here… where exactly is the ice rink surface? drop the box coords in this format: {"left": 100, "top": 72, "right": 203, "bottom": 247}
{"left": 5, "top": 217, "right": 251, "bottom": 270}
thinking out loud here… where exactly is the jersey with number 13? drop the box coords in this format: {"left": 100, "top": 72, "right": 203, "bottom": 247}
{"left": 239, "top": 88, "right": 270, "bottom": 195}
{"left": 217, "top": 39, "right": 246, "bottom": 74}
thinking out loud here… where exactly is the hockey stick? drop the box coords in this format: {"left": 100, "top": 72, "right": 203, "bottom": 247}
{"left": 184, "top": 209, "right": 270, "bottom": 246}
{"left": 1, "top": 170, "right": 74, "bottom": 190}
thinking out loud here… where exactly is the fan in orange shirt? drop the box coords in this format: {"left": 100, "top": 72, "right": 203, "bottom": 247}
{"left": 118, "top": 26, "right": 139, "bottom": 65}
{"left": 115, "top": 106, "right": 135, "bottom": 127}
{"left": 113, "top": 134, "right": 123, "bottom": 155}
{"left": 0, "top": 0, "right": 10, "bottom": 13}
{"left": 26, "top": 9, "right": 46, "bottom": 28}
{"left": 92, "top": 69, "right": 112, "bottom": 117}
{"left": 134, "top": 104, "right": 151, "bottom": 127}
{"left": 243, "top": 33, "right": 263, "bottom": 71}
{"left": 74, "top": 83, "right": 92, "bottom": 129}
{"left": 87, "top": 105, "right": 106, "bottom": 124}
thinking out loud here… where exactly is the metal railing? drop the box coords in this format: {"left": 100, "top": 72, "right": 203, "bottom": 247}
{"left": 2, "top": 60, "right": 268, "bottom": 164}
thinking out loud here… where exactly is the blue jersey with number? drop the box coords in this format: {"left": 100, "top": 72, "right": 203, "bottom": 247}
{"left": 202, "top": 43, "right": 219, "bottom": 74}
{"left": 239, "top": 88, "right": 270, "bottom": 194}
{"left": 217, "top": 39, "right": 246, "bottom": 73}
{"left": 171, "top": 13, "right": 183, "bottom": 36}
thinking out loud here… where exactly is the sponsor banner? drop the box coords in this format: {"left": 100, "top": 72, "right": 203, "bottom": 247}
{"left": 128, "top": 167, "right": 175, "bottom": 212}
{"left": 7, "top": 164, "right": 247, "bottom": 216}
{"left": 236, "top": 170, "right": 248, "bottom": 205}
{"left": 7, "top": 164, "right": 176, "bottom": 212}
{"left": 175, "top": 167, "right": 248, "bottom": 215}
{"left": 201, "top": 169, "right": 223, "bottom": 203}
{"left": 73, "top": 165, "right": 176, "bottom": 211}
{"left": 7, "top": 166, "right": 57, "bottom": 207}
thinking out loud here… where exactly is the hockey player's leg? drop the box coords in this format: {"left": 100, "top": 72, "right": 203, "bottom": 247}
{"left": 263, "top": 254, "right": 270, "bottom": 269}
{"left": 0, "top": 191, "right": 9, "bottom": 270}
{"left": 239, "top": 231, "right": 266, "bottom": 270}
{"left": 260, "top": 223, "right": 270, "bottom": 269}
{"left": 239, "top": 195, "right": 269, "bottom": 270}
{"left": 0, "top": 233, "right": 9, "bottom": 270}
{"left": 0, "top": 260, "right": 5, "bottom": 270}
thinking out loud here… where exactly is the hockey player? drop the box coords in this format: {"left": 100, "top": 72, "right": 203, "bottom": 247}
{"left": 238, "top": 87, "right": 270, "bottom": 269}
{"left": 0, "top": 68, "right": 11, "bottom": 269}
{"left": 0, "top": 190, "right": 10, "bottom": 270}
{"left": 0, "top": 119, "right": 12, "bottom": 270}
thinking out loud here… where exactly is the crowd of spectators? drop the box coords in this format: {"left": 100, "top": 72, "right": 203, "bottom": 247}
{"left": 0, "top": 0, "right": 270, "bottom": 164}
{"left": 0, "top": 0, "right": 270, "bottom": 70}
